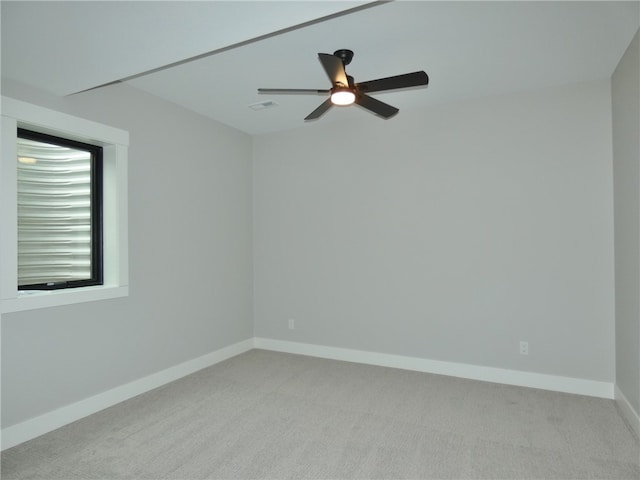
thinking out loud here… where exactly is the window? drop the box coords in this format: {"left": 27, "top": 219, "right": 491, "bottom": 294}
{"left": 1, "top": 97, "right": 129, "bottom": 312}
{"left": 17, "top": 129, "right": 103, "bottom": 290}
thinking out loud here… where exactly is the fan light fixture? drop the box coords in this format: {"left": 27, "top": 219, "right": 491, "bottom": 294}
{"left": 330, "top": 88, "right": 355, "bottom": 106}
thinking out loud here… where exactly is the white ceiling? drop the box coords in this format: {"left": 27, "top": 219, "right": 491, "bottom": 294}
{"left": 2, "top": 1, "right": 639, "bottom": 135}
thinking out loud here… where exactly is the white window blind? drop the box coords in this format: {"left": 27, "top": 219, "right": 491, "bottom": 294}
{"left": 17, "top": 134, "right": 100, "bottom": 288}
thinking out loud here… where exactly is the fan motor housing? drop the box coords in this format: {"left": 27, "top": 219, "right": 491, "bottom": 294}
{"left": 334, "top": 49, "right": 354, "bottom": 66}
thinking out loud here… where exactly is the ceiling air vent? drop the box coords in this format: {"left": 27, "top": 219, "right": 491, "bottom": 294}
{"left": 248, "top": 100, "right": 278, "bottom": 111}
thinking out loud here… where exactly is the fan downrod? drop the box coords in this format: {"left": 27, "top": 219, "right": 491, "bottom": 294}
{"left": 334, "top": 49, "right": 354, "bottom": 66}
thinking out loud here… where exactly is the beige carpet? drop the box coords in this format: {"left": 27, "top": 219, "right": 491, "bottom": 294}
{"left": 2, "top": 349, "right": 639, "bottom": 479}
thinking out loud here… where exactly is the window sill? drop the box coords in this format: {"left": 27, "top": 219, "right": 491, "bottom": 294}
{"left": 1, "top": 285, "right": 129, "bottom": 313}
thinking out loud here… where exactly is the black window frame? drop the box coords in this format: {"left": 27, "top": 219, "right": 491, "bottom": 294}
{"left": 17, "top": 128, "right": 104, "bottom": 291}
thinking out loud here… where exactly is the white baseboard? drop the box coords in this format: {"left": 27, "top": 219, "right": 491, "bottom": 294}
{"left": 1, "top": 337, "right": 617, "bottom": 451}
{"left": 254, "top": 337, "right": 614, "bottom": 399}
{"left": 1, "top": 338, "right": 254, "bottom": 451}
{"left": 615, "top": 384, "right": 640, "bottom": 439}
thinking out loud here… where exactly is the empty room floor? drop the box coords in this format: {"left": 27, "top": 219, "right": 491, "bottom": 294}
{"left": 2, "top": 349, "right": 639, "bottom": 479}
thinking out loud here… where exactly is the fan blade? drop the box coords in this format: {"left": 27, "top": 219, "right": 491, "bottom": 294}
{"left": 305, "top": 98, "right": 333, "bottom": 120}
{"left": 258, "top": 88, "right": 330, "bottom": 94}
{"left": 318, "top": 53, "right": 349, "bottom": 87}
{"left": 355, "top": 94, "right": 399, "bottom": 119}
{"left": 356, "top": 71, "right": 428, "bottom": 93}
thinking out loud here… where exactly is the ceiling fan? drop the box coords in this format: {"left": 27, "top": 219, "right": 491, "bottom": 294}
{"left": 258, "top": 49, "right": 429, "bottom": 120}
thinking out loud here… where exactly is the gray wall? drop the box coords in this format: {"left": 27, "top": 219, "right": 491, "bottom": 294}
{"left": 253, "top": 80, "right": 616, "bottom": 382}
{"left": 612, "top": 29, "right": 640, "bottom": 415}
{"left": 1, "top": 81, "right": 254, "bottom": 428}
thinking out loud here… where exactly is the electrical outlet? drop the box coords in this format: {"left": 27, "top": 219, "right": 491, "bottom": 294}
{"left": 288, "top": 319, "right": 295, "bottom": 330}
{"left": 519, "top": 341, "right": 529, "bottom": 355}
